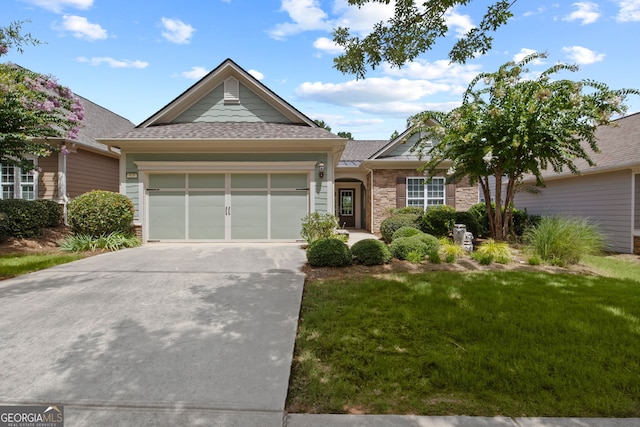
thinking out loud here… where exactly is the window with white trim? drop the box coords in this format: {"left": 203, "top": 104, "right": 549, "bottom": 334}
{"left": 407, "top": 177, "right": 445, "bottom": 209}
{"left": 0, "top": 160, "right": 38, "bottom": 200}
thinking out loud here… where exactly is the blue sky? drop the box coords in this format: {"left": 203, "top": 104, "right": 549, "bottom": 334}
{"left": 3, "top": 0, "right": 640, "bottom": 140}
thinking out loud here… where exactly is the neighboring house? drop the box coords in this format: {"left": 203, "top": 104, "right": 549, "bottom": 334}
{"left": 514, "top": 112, "right": 640, "bottom": 254}
{"left": 100, "top": 58, "right": 477, "bottom": 242}
{"left": 1, "top": 92, "right": 134, "bottom": 217}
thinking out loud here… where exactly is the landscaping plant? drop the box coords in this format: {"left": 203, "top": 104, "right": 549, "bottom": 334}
{"left": 300, "top": 212, "right": 341, "bottom": 245}
{"left": 68, "top": 190, "right": 134, "bottom": 237}
{"left": 472, "top": 238, "right": 512, "bottom": 265}
{"left": 351, "top": 238, "right": 392, "bottom": 266}
{"left": 523, "top": 215, "right": 604, "bottom": 266}
{"left": 306, "top": 238, "right": 352, "bottom": 267}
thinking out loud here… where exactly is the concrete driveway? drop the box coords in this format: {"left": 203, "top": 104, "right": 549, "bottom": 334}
{"left": 0, "top": 243, "right": 307, "bottom": 426}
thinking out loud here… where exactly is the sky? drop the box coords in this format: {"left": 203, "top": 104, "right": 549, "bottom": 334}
{"left": 3, "top": 0, "right": 640, "bottom": 140}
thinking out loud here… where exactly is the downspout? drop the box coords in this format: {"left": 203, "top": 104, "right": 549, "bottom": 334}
{"left": 363, "top": 163, "right": 374, "bottom": 234}
{"left": 59, "top": 144, "right": 69, "bottom": 225}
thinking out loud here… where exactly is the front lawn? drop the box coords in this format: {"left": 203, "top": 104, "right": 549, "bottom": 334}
{"left": 0, "top": 253, "right": 84, "bottom": 279}
{"left": 287, "top": 267, "right": 640, "bottom": 416}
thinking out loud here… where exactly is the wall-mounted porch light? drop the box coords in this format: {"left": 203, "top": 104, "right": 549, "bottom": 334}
{"left": 317, "top": 161, "right": 325, "bottom": 179}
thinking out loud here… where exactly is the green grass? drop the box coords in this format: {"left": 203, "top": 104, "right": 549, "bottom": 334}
{"left": 582, "top": 255, "right": 640, "bottom": 282}
{"left": 287, "top": 270, "right": 640, "bottom": 416}
{"left": 0, "top": 253, "right": 84, "bottom": 279}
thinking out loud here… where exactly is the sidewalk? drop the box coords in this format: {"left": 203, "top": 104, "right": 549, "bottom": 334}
{"left": 286, "top": 414, "right": 640, "bottom": 426}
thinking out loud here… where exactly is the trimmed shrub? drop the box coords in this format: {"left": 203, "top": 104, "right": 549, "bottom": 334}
{"left": 0, "top": 212, "right": 9, "bottom": 242}
{"left": 351, "top": 238, "right": 392, "bottom": 266}
{"left": 68, "top": 190, "right": 134, "bottom": 237}
{"left": 307, "top": 238, "right": 352, "bottom": 267}
{"left": 391, "top": 226, "right": 422, "bottom": 241}
{"left": 421, "top": 205, "right": 456, "bottom": 237}
{"left": 467, "top": 203, "right": 490, "bottom": 238}
{"left": 380, "top": 213, "right": 421, "bottom": 243}
{"left": 34, "top": 199, "right": 63, "bottom": 227}
{"left": 389, "top": 236, "right": 431, "bottom": 260}
{"left": 0, "top": 199, "right": 49, "bottom": 238}
{"left": 412, "top": 233, "right": 441, "bottom": 254}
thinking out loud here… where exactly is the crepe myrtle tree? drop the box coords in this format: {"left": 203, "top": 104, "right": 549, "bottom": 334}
{"left": 333, "top": 0, "right": 515, "bottom": 78}
{"left": 1, "top": 21, "right": 84, "bottom": 171}
{"left": 407, "top": 52, "right": 640, "bottom": 240}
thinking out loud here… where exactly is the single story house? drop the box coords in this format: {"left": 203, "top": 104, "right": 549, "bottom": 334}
{"left": 100, "top": 58, "right": 478, "bottom": 242}
{"left": 514, "top": 112, "right": 640, "bottom": 254}
{"left": 2, "top": 88, "right": 134, "bottom": 217}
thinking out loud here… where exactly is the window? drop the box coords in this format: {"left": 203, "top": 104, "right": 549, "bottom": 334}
{"left": 0, "top": 160, "right": 38, "bottom": 200}
{"left": 407, "top": 177, "right": 445, "bottom": 209}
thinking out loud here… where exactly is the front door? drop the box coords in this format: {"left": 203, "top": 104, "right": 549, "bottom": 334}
{"left": 338, "top": 188, "right": 355, "bottom": 228}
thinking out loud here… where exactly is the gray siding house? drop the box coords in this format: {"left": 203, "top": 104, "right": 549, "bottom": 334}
{"left": 514, "top": 112, "right": 640, "bottom": 254}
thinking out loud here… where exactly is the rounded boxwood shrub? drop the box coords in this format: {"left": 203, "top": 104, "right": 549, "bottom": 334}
{"left": 351, "top": 238, "right": 392, "bottom": 265}
{"left": 68, "top": 190, "right": 134, "bottom": 237}
{"left": 391, "top": 226, "right": 422, "bottom": 241}
{"left": 412, "top": 233, "right": 440, "bottom": 254}
{"left": 421, "top": 205, "right": 456, "bottom": 237}
{"left": 467, "top": 202, "right": 490, "bottom": 238}
{"left": 0, "top": 212, "right": 9, "bottom": 242}
{"left": 389, "top": 236, "right": 430, "bottom": 261}
{"left": 380, "top": 213, "right": 421, "bottom": 243}
{"left": 307, "top": 238, "right": 352, "bottom": 267}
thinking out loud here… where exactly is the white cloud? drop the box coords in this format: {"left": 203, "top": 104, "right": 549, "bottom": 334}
{"left": 58, "top": 15, "right": 107, "bottom": 40}
{"left": 381, "top": 59, "right": 481, "bottom": 85}
{"left": 23, "top": 0, "right": 92, "bottom": 13}
{"left": 77, "top": 56, "right": 149, "bottom": 68}
{"left": 161, "top": 17, "right": 195, "bottom": 44}
{"left": 248, "top": 69, "right": 264, "bottom": 81}
{"left": 268, "top": 0, "right": 331, "bottom": 40}
{"left": 562, "top": 46, "right": 605, "bottom": 64}
{"left": 616, "top": 0, "right": 640, "bottom": 22}
{"left": 313, "top": 37, "right": 344, "bottom": 55}
{"left": 331, "top": 0, "right": 394, "bottom": 36}
{"left": 181, "top": 66, "right": 208, "bottom": 79}
{"left": 563, "top": 2, "right": 601, "bottom": 24}
{"left": 445, "top": 7, "right": 475, "bottom": 38}
{"left": 523, "top": 6, "right": 547, "bottom": 17}
{"left": 513, "top": 48, "right": 546, "bottom": 64}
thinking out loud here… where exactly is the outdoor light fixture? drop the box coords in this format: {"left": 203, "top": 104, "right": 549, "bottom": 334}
{"left": 318, "top": 161, "right": 325, "bottom": 178}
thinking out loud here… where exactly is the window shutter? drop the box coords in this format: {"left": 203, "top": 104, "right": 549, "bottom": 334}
{"left": 224, "top": 77, "right": 240, "bottom": 104}
{"left": 396, "top": 177, "right": 406, "bottom": 208}
{"left": 446, "top": 183, "right": 456, "bottom": 208}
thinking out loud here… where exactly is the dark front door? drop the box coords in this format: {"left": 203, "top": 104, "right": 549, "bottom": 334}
{"left": 338, "top": 188, "right": 355, "bottom": 228}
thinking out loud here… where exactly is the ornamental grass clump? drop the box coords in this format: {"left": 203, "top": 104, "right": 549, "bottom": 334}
{"left": 523, "top": 215, "right": 604, "bottom": 266}
{"left": 438, "top": 237, "right": 466, "bottom": 263}
{"left": 472, "top": 239, "right": 512, "bottom": 265}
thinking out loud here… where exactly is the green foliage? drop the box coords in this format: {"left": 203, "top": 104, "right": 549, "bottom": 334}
{"left": 412, "top": 233, "right": 441, "bottom": 254}
{"left": 351, "top": 238, "right": 392, "bottom": 266}
{"left": 306, "top": 238, "right": 352, "bottom": 267}
{"left": 68, "top": 190, "right": 134, "bottom": 238}
{"left": 300, "top": 212, "right": 341, "bottom": 245}
{"left": 34, "top": 199, "right": 62, "bottom": 227}
{"left": 0, "top": 199, "right": 49, "bottom": 238}
{"left": 428, "top": 249, "right": 441, "bottom": 264}
{"left": 332, "top": 0, "right": 514, "bottom": 78}
{"left": 523, "top": 216, "right": 605, "bottom": 267}
{"left": 380, "top": 213, "right": 421, "bottom": 243}
{"left": 0, "top": 252, "right": 83, "bottom": 278}
{"left": 528, "top": 255, "right": 542, "bottom": 266}
{"left": 421, "top": 205, "right": 456, "bottom": 237}
{"left": 439, "top": 238, "right": 467, "bottom": 263}
{"left": 0, "top": 212, "right": 9, "bottom": 242}
{"left": 473, "top": 239, "right": 512, "bottom": 265}
{"left": 412, "top": 52, "right": 640, "bottom": 240}
{"left": 453, "top": 210, "right": 481, "bottom": 238}
{"left": 405, "top": 250, "right": 424, "bottom": 264}
{"left": 60, "top": 231, "right": 141, "bottom": 252}
{"left": 391, "top": 226, "right": 422, "bottom": 241}
{"left": 389, "top": 236, "right": 437, "bottom": 261}
{"left": 467, "top": 203, "right": 490, "bottom": 237}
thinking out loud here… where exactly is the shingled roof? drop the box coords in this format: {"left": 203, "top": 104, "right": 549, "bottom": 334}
{"left": 113, "top": 122, "right": 337, "bottom": 140}
{"left": 530, "top": 112, "right": 640, "bottom": 181}
{"left": 338, "top": 139, "right": 390, "bottom": 166}
{"left": 73, "top": 95, "right": 134, "bottom": 151}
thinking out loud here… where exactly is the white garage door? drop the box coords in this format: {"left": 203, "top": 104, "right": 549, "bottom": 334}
{"left": 147, "top": 173, "right": 308, "bottom": 241}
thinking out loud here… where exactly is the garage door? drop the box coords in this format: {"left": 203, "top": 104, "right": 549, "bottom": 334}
{"left": 147, "top": 173, "right": 308, "bottom": 241}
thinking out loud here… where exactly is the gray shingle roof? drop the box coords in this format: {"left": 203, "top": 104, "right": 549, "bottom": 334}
{"left": 73, "top": 95, "right": 135, "bottom": 151}
{"left": 113, "top": 122, "right": 338, "bottom": 140}
{"left": 535, "top": 112, "right": 640, "bottom": 179}
{"left": 339, "top": 139, "right": 390, "bottom": 163}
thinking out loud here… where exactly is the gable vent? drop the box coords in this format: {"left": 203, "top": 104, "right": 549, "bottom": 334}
{"left": 224, "top": 77, "right": 240, "bottom": 104}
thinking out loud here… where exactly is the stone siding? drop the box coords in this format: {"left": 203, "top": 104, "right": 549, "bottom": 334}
{"left": 455, "top": 176, "right": 479, "bottom": 211}
{"left": 634, "top": 236, "right": 640, "bottom": 255}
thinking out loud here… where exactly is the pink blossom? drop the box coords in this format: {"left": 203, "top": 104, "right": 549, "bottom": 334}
{"left": 66, "top": 127, "right": 79, "bottom": 140}
{"left": 61, "top": 145, "right": 70, "bottom": 155}
{"left": 0, "top": 45, "right": 8, "bottom": 55}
